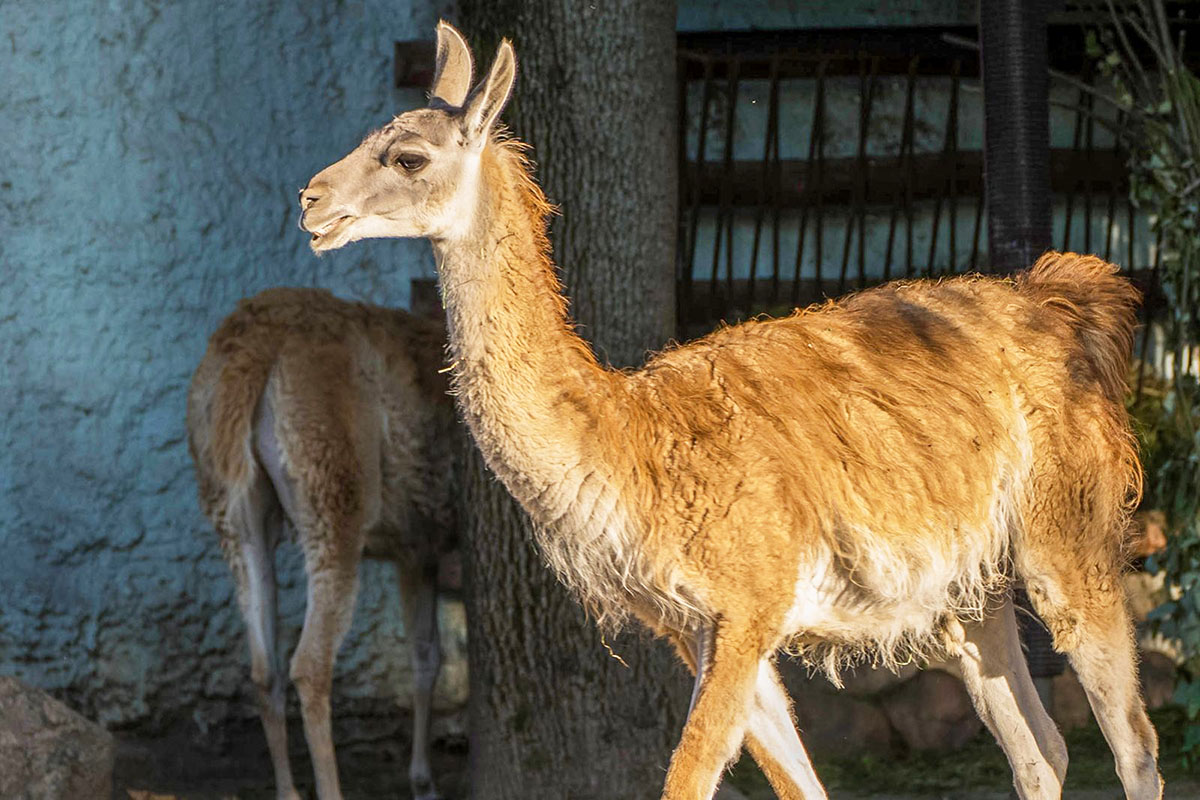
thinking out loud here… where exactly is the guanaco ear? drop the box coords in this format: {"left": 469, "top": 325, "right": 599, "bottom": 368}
{"left": 430, "top": 21, "right": 473, "bottom": 107}
{"left": 461, "top": 39, "right": 516, "bottom": 144}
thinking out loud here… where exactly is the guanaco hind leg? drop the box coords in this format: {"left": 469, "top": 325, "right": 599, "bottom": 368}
{"left": 397, "top": 549, "right": 444, "bottom": 800}
{"left": 1021, "top": 564, "right": 1163, "bottom": 800}
{"left": 947, "top": 598, "right": 1068, "bottom": 800}
{"left": 1015, "top": 468, "right": 1163, "bottom": 800}
{"left": 1063, "top": 599, "right": 1162, "bottom": 800}
{"left": 221, "top": 476, "right": 299, "bottom": 800}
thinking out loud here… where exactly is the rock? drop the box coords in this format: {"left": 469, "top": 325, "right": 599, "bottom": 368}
{"left": 1140, "top": 650, "right": 1177, "bottom": 710}
{"left": 880, "top": 669, "right": 982, "bottom": 751}
{"left": 0, "top": 676, "right": 114, "bottom": 799}
{"left": 1123, "top": 570, "right": 1167, "bottom": 624}
{"left": 778, "top": 663, "right": 896, "bottom": 757}
{"left": 836, "top": 661, "right": 920, "bottom": 696}
{"left": 1050, "top": 667, "right": 1092, "bottom": 731}
{"left": 798, "top": 688, "right": 896, "bottom": 756}
{"left": 1048, "top": 648, "right": 1176, "bottom": 733}
{"left": 714, "top": 782, "right": 750, "bottom": 800}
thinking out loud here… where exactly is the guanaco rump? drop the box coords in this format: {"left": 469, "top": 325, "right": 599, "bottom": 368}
{"left": 297, "top": 22, "right": 1162, "bottom": 800}
{"left": 187, "top": 288, "right": 455, "bottom": 800}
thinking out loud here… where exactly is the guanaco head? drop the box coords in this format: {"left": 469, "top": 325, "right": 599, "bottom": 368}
{"left": 299, "top": 21, "right": 515, "bottom": 250}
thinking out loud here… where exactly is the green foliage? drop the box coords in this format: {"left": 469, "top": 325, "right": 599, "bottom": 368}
{"left": 1139, "top": 376, "right": 1200, "bottom": 671}
{"left": 1141, "top": 377, "right": 1200, "bottom": 766}
{"left": 1087, "top": 0, "right": 1200, "bottom": 764}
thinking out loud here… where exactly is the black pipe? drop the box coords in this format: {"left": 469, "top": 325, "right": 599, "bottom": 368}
{"left": 980, "top": 0, "right": 1054, "bottom": 273}
{"left": 980, "top": 0, "right": 1066, "bottom": 681}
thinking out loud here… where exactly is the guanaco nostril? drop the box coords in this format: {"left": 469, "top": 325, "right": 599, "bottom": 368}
{"left": 298, "top": 187, "right": 322, "bottom": 209}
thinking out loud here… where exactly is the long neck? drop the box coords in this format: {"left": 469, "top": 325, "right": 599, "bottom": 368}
{"left": 432, "top": 143, "right": 619, "bottom": 515}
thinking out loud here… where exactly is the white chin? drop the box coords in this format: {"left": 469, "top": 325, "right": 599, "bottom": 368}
{"left": 308, "top": 217, "right": 358, "bottom": 252}
{"left": 308, "top": 217, "right": 416, "bottom": 252}
{"left": 310, "top": 231, "right": 350, "bottom": 252}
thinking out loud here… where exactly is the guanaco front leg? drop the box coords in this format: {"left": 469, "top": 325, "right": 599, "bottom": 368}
{"left": 677, "top": 629, "right": 826, "bottom": 800}
{"left": 665, "top": 623, "right": 763, "bottom": 800}
{"left": 744, "top": 661, "right": 828, "bottom": 800}
{"left": 290, "top": 542, "right": 362, "bottom": 800}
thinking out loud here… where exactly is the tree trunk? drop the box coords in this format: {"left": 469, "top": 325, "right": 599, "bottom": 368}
{"left": 453, "top": 1, "right": 686, "bottom": 798}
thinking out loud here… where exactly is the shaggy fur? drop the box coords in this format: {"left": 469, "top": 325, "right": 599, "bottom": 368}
{"left": 297, "top": 23, "right": 1163, "bottom": 800}
{"left": 187, "top": 288, "right": 456, "bottom": 800}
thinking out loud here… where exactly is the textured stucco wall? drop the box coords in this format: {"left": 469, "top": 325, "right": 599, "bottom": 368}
{"left": 0, "top": 0, "right": 468, "bottom": 736}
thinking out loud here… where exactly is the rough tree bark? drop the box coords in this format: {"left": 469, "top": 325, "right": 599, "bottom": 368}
{"left": 452, "top": 1, "right": 687, "bottom": 798}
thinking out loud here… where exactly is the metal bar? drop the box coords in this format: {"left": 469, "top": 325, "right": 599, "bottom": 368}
{"left": 814, "top": 64, "right": 827, "bottom": 299}
{"left": 1083, "top": 87, "right": 1095, "bottom": 254}
{"left": 769, "top": 60, "right": 784, "bottom": 306}
{"left": 904, "top": 56, "right": 919, "bottom": 277}
{"left": 884, "top": 56, "right": 919, "bottom": 281}
{"left": 681, "top": 149, "right": 1126, "bottom": 208}
{"left": 980, "top": 0, "right": 1054, "bottom": 277}
{"left": 675, "top": 24, "right": 1175, "bottom": 80}
{"left": 683, "top": 57, "right": 716, "bottom": 322}
{"left": 747, "top": 55, "right": 781, "bottom": 311}
{"left": 970, "top": 194, "right": 985, "bottom": 272}
{"left": 1136, "top": 228, "right": 1163, "bottom": 400}
{"left": 794, "top": 59, "right": 827, "bottom": 306}
{"left": 670, "top": 27, "right": 1186, "bottom": 335}
{"left": 676, "top": 54, "right": 692, "bottom": 330}
{"left": 716, "top": 57, "right": 740, "bottom": 318}
{"left": 1128, "top": 178, "right": 1136, "bottom": 273}
{"left": 1135, "top": 306, "right": 1153, "bottom": 400}
{"left": 1062, "top": 86, "right": 1085, "bottom": 251}
{"left": 928, "top": 60, "right": 962, "bottom": 277}
{"left": 948, "top": 59, "right": 961, "bottom": 274}
{"left": 1103, "top": 188, "right": 1118, "bottom": 263}
{"left": 1126, "top": 121, "right": 1146, "bottom": 398}
{"left": 1104, "top": 111, "right": 1123, "bottom": 262}
{"left": 841, "top": 55, "right": 876, "bottom": 294}
{"left": 858, "top": 58, "right": 878, "bottom": 290}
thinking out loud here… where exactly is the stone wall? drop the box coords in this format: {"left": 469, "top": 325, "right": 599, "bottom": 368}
{"left": 0, "top": 0, "right": 466, "bottom": 740}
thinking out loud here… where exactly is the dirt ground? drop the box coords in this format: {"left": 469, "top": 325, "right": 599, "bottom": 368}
{"left": 113, "top": 713, "right": 1198, "bottom": 800}
{"left": 113, "top": 715, "right": 469, "bottom": 800}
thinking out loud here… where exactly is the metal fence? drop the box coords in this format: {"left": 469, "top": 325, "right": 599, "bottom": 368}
{"left": 675, "top": 26, "right": 1158, "bottom": 338}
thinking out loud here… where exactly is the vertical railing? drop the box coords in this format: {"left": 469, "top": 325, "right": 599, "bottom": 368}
{"left": 676, "top": 28, "right": 1153, "bottom": 340}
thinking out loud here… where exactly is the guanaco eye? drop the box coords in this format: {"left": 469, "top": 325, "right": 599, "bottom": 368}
{"left": 393, "top": 152, "right": 427, "bottom": 172}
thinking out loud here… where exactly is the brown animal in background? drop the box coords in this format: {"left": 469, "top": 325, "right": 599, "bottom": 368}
{"left": 297, "top": 22, "right": 1162, "bottom": 800}
{"left": 187, "top": 288, "right": 455, "bottom": 800}
{"left": 1130, "top": 510, "right": 1168, "bottom": 559}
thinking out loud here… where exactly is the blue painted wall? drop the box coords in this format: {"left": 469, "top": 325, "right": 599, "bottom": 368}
{"left": 0, "top": 0, "right": 467, "bottom": 734}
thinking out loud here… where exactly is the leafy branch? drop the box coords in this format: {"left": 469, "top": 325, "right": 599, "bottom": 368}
{"left": 1084, "top": 0, "right": 1200, "bottom": 764}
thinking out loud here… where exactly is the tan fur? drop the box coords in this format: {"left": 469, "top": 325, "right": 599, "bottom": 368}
{"left": 186, "top": 288, "right": 455, "bottom": 800}
{"left": 189, "top": 288, "right": 456, "bottom": 551}
{"left": 298, "top": 24, "right": 1162, "bottom": 800}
